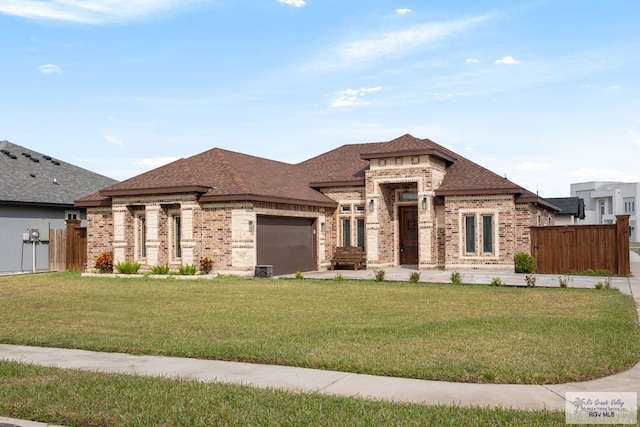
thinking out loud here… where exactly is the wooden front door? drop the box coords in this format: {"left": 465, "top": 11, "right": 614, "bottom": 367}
{"left": 399, "top": 206, "right": 418, "bottom": 264}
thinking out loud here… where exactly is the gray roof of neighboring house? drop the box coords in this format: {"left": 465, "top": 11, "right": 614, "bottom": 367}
{"left": 546, "top": 197, "right": 585, "bottom": 218}
{"left": 0, "top": 141, "right": 117, "bottom": 207}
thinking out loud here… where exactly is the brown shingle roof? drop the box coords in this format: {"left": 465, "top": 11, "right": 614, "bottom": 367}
{"left": 298, "top": 142, "right": 382, "bottom": 187}
{"left": 77, "top": 148, "right": 337, "bottom": 208}
{"left": 76, "top": 134, "right": 556, "bottom": 210}
{"left": 359, "top": 134, "right": 456, "bottom": 164}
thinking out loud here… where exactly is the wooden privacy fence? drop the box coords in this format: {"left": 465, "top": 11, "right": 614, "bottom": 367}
{"left": 48, "top": 219, "right": 87, "bottom": 272}
{"left": 530, "top": 215, "right": 630, "bottom": 276}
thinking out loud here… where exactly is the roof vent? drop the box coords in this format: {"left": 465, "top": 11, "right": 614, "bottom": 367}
{"left": 30, "top": 173, "right": 36, "bottom": 178}
{"left": 43, "top": 155, "right": 51, "bottom": 160}
{"left": 30, "top": 157, "right": 40, "bottom": 163}
{"left": 22, "top": 152, "right": 32, "bottom": 158}
{"left": 53, "top": 177, "right": 58, "bottom": 184}
{"left": 0, "top": 149, "right": 8, "bottom": 154}
{"left": 9, "top": 154, "right": 17, "bottom": 159}
{"left": 52, "top": 160, "right": 60, "bottom": 165}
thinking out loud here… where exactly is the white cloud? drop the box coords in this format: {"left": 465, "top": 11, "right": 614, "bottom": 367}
{"left": 495, "top": 55, "right": 520, "bottom": 65}
{"left": 396, "top": 8, "right": 411, "bottom": 15}
{"left": 277, "top": 0, "right": 305, "bottom": 7}
{"left": 512, "top": 162, "right": 551, "bottom": 171}
{"left": 38, "top": 64, "right": 62, "bottom": 74}
{"left": 634, "top": 138, "right": 640, "bottom": 146}
{"left": 104, "top": 134, "right": 123, "bottom": 146}
{"left": 330, "top": 86, "right": 382, "bottom": 108}
{"left": 309, "top": 15, "right": 488, "bottom": 72}
{"left": 134, "top": 157, "right": 178, "bottom": 167}
{"left": 465, "top": 57, "right": 479, "bottom": 63}
{"left": 0, "top": 0, "right": 200, "bottom": 24}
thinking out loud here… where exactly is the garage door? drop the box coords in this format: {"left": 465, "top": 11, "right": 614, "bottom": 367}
{"left": 256, "top": 216, "right": 315, "bottom": 276}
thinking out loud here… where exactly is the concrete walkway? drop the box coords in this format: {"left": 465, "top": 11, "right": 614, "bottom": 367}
{"left": 1, "top": 253, "right": 639, "bottom": 426}
{"left": 0, "top": 343, "right": 639, "bottom": 413}
{"left": 289, "top": 250, "right": 640, "bottom": 323}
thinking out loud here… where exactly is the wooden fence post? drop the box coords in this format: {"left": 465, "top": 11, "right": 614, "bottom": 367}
{"left": 616, "top": 215, "right": 630, "bottom": 276}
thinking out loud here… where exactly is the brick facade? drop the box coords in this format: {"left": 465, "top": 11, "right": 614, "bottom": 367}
{"left": 82, "top": 136, "right": 555, "bottom": 275}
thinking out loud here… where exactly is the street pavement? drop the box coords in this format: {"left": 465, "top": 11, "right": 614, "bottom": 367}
{"left": 1, "top": 252, "right": 639, "bottom": 426}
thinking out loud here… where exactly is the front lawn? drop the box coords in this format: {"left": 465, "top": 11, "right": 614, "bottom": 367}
{"left": 0, "top": 361, "right": 567, "bottom": 426}
{"left": 0, "top": 272, "right": 638, "bottom": 384}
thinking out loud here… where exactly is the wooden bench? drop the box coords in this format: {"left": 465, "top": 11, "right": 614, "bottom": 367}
{"left": 330, "top": 246, "right": 364, "bottom": 270}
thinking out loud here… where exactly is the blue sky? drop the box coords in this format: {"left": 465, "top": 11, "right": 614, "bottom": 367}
{"left": 1, "top": 0, "right": 639, "bottom": 197}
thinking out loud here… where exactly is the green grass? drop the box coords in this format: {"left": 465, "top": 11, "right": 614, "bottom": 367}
{"left": 0, "top": 361, "right": 567, "bottom": 426}
{"left": 0, "top": 272, "right": 639, "bottom": 384}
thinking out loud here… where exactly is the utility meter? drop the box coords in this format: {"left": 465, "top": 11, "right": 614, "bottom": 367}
{"left": 29, "top": 228, "right": 40, "bottom": 242}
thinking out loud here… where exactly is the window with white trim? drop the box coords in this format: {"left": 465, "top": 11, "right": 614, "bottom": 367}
{"left": 462, "top": 212, "right": 496, "bottom": 256}
{"left": 65, "top": 210, "right": 79, "bottom": 220}
{"left": 624, "top": 198, "right": 635, "bottom": 214}
{"left": 465, "top": 215, "right": 475, "bottom": 253}
{"left": 356, "top": 218, "right": 365, "bottom": 248}
{"left": 340, "top": 202, "right": 366, "bottom": 248}
{"left": 342, "top": 218, "right": 351, "bottom": 246}
{"left": 171, "top": 213, "right": 182, "bottom": 259}
{"left": 137, "top": 214, "right": 147, "bottom": 259}
{"left": 482, "top": 215, "right": 493, "bottom": 253}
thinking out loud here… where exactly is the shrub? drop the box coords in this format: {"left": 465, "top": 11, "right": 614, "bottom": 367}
{"left": 178, "top": 264, "right": 197, "bottom": 275}
{"left": 374, "top": 270, "right": 385, "bottom": 282}
{"left": 558, "top": 275, "right": 572, "bottom": 288}
{"left": 295, "top": 271, "right": 304, "bottom": 280}
{"left": 199, "top": 257, "right": 213, "bottom": 274}
{"left": 594, "top": 281, "right": 604, "bottom": 290}
{"left": 514, "top": 252, "right": 536, "bottom": 274}
{"left": 334, "top": 273, "right": 344, "bottom": 281}
{"left": 115, "top": 261, "right": 141, "bottom": 274}
{"left": 450, "top": 271, "right": 462, "bottom": 285}
{"left": 149, "top": 264, "right": 170, "bottom": 275}
{"left": 94, "top": 252, "right": 113, "bottom": 273}
{"left": 491, "top": 277, "right": 504, "bottom": 287}
{"left": 409, "top": 271, "right": 420, "bottom": 283}
{"left": 525, "top": 274, "right": 536, "bottom": 287}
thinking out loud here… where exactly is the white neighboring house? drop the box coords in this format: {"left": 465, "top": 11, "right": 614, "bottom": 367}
{"left": 571, "top": 181, "right": 638, "bottom": 242}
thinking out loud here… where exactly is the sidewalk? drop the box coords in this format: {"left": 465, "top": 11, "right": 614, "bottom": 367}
{"left": 1, "top": 253, "right": 639, "bottom": 426}
{"left": 1, "top": 343, "right": 639, "bottom": 413}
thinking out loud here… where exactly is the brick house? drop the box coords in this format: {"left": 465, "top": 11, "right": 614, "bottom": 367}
{"left": 75, "top": 134, "right": 558, "bottom": 275}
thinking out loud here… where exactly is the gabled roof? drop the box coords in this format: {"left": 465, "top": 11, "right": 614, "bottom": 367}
{"left": 80, "top": 148, "right": 337, "bottom": 208}
{"left": 0, "top": 141, "right": 117, "bottom": 207}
